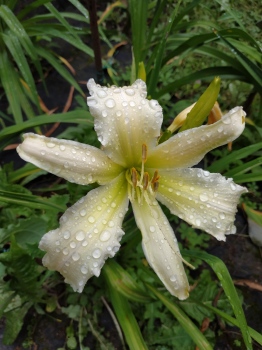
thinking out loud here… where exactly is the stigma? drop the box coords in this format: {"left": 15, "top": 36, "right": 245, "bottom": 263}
{"left": 126, "top": 144, "right": 160, "bottom": 205}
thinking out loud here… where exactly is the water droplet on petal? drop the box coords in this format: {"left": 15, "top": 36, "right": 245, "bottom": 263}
{"left": 63, "top": 231, "right": 71, "bottom": 239}
{"left": 88, "top": 216, "right": 95, "bottom": 223}
{"left": 105, "top": 98, "right": 115, "bottom": 108}
{"left": 59, "top": 145, "right": 66, "bottom": 151}
{"left": 230, "top": 183, "right": 236, "bottom": 191}
{"left": 93, "top": 249, "right": 101, "bottom": 259}
{"left": 150, "top": 226, "right": 155, "bottom": 233}
{"left": 81, "top": 266, "right": 88, "bottom": 274}
{"left": 70, "top": 241, "right": 76, "bottom": 248}
{"left": 195, "top": 219, "right": 201, "bottom": 226}
{"left": 102, "top": 110, "right": 107, "bottom": 117}
{"left": 222, "top": 116, "right": 231, "bottom": 124}
{"left": 168, "top": 188, "right": 173, "bottom": 193}
{"left": 63, "top": 248, "right": 69, "bottom": 255}
{"left": 200, "top": 194, "right": 208, "bottom": 202}
{"left": 97, "top": 90, "right": 107, "bottom": 98}
{"left": 76, "top": 231, "right": 85, "bottom": 241}
{"left": 72, "top": 252, "right": 80, "bottom": 261}
{"left": 80, "top": 209, "right": 87, "bottom": 217}
{"left": 170, "top": 275, "right": 177, "bottom": 282}
{"left": 125, "top": 88, "right": 135, "bottom": 96}
{"left": 87, "top": 98, "right": 97, "bottom": 107}
{"left": 218, "top": 126, "right": 224, "bottom": 133}
{"left": 47, "top": 142, "right": 55, "bottom": 148}
{"left": 108, "top": 221, "right": 114, "bottom": 227}
{"left": 219, "top": 213, "right": 226, "bottom": 220}
{"left": 100, "top": 230, "right": 111, "bottom": 242}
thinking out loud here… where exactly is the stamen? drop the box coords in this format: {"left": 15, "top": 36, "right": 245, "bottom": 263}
{"left": 131, "top": 168, "right": 138, "bottom": 187}
{"left": 143, "top": 172, "right": 149, "bottom": 190}
{"left": 152, "top": 181, "right": 159, "bottom": 192}
{"left": 151, "top": 170, "right": 160, "bottom": 184}
{"left": 142, "top": 144, "right": 147, "bottom": 163}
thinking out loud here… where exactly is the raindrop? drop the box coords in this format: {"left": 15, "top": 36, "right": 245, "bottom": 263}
{"left": 105, "top": 99, "right": 115, "bottom": 108}
{"left": 88, "top": 216, "right": 95, "bottom": 223}
{"left": 217, "top": 272, "right": 223, "bottom": 280}
{"left": 72, "top": 252, "right": 80, "bottom": 261}
{"left": 97, "top": 206, "right": 102, "bottom": 211}
{"left": 218, "top": 126, "right": 224, "bottom": 133}
{"left": 41, "top": 151, "right": 45, "bottom": 155}
{"left": 82, "top": 240, "right": 88, "bottom": 246}
{"left": 112, "top": 246, "right": 119, "bottom": 253}
{"left": 87, "top": 98, "right": 97, "bottom": 106}
{"left": 76, "top": 231, "right": 85, "bottom": 241}
{"left": 129, "top": 101, "right": 136, "bottom": 107}
{"left": 92, "top": 249, "right": 101, "bottom": 259}
{"left": 219, "top": 213, "right": 226, "bottom": 220}
{"left": 149, "top": 226, "right": 155, "bottom": 233}
{"left": 108, "top": 221, "right": 115, "bottom": 227}
{"left": 47, "top": 142, "right": 55, "bottom": 148}
{"left": 124, "top": 117, "right": 130, "bottom": 124}
{"left": 81, "top": 266, "right": 88, "bottom": 274}
{"left": 64, "top": 161, "right": 69, "bottom": 168}
{"left": 63, "top": 231, "right": 71, "bottom": 239}
{"left": 168, "top": 188, "right": 173, "bottom": 193}
{"left": 102, "top": 197, "right": 107, "bottom": 203}
{"left": 230, "top": 183, "right": 236, "bottom": 191}
{"left": 125, "top": 88, "right": 135, "bottom": 96}
{"left": 100, "top": 230, "right": 111, "bottom": 242}
{"left": 97, "top": 90, "right": 107, "bottom": 98}
{"left": 200, "top": 194, "right": 208, "bottom": 202}
{"left": 149, "top": 100, "right": 160, "bottom": 110}
{"left": 195, "top": 219, "right": 201, "bottom": 226}
{"left": 122, "top": 101, "right": 128, "bottom": 107}
{"left": 70, "top": 241, "right": 76, "bottom": 248}
{"left": 102, "top": 110, "right": 107, "bottom": 118}
{"left": 80, "top": 209, "right": 86, "bottom": 217}
{"left": 116, "top": 111, "right": 122, "bottom": 117}
{"left": 60, "top": 145, "right": 66, "bottom": 151}
{"left": 170, "top": 275, "right": 177, "bottom": 282}
{"left": 63, "top": 248, "right": 69, "bottom": 255}
{"left": 222, "top": 117, "right": 231, "bottom": 124}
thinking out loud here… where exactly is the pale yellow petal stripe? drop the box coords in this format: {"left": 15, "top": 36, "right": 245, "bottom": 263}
{"left": 39, "top": 173, "right": 129, "bottom": 292}
{"left": 132, "top": 199, "right": 189, "bottom": 300}
{"left": 87, "top": 79, "right": 163, "bottom": 167}
{"left": 17, "top": 133, "right": 123, "bottom": 185}
{"left": 146, "top": 107, "right": 246, "bottom": 169}
{"left": 157, "top": 168, "right": 247, "bottom": 241}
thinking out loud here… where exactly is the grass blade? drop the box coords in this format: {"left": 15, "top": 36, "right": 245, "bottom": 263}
{"left": 147, "top": 284, "right": 213, "bottom": 350}
{"left": 182, "top": 250, "right": 253, "bottom": 350}
{"left": 207, "top": 142, "right": 262, "bottom": 173}
{"left": 104, "top": 270, "right": 148, "bottom": 350}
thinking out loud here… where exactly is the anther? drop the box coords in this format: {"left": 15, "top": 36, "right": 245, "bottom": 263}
{"left": 131, "top": 168, "right": 138, "bottom": 187}
{"left": 142, "top": 144, "right": 147, "bottom": 163}
{"left": 151, "top": 170, "right": 160, "bottom": 184}
{"left": 143, "top": 172, "right": 149, "bottom": 190}
{"left": 152, "top": 181, "right": 159, "bottom": 192}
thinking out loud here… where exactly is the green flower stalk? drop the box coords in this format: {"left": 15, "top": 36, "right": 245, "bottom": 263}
{"left": 17, "top": 79, "right": 247, "bottom": 300}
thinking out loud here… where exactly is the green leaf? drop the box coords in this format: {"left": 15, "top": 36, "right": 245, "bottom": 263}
{"left": 179, "top": 77, "right": 220, "bottom": 132}
{"left": 103, "top": 260, "right": 151, "bottom": 303}
{"left": 207, "top": 142, "right": 262, "bottom": 173}
{"left": 36, "top": 46, "right": 84, "bottom": 95}
{"left": 146, "top": 284, "right": 213, "bottom": 350}
{"left": 224, "top": 157, "right": 262, "bottom": 177}
{"left": 128, "top": 0, "right": 148, "bottom": 77}
{"left": 3, "top": 302, "right": 32, "bottom": 345}
{"left": 155, "top": 66, "right": 245, "bottom": 98}
{"left": 105, "top": 273, "right": 148, "bottom": 350}
{"left": 0, "top": 189, "right": 68, "bottom": 211}
{"left": 183, "top": 250, "right": 253, "bottom": 350}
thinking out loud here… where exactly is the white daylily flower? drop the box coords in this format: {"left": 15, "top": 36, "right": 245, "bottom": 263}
{"left": 17, "top": 79, "right": 247, "bottom": 300}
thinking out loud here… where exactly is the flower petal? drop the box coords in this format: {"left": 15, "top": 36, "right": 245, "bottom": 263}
{"left": 87, "top": 79, "right": 163, "bottom": 167}
{"left": 39, "top": 173, "right": 129, "bottom": 292}
{"left": 132, "top": 199, "right": 189, "bottom": 300}
{"left": 146, "top": 107, "right": 246, "bottom": 169}
{"left": 17, "top": 133, "right": 123, "bottom": 185}
{"left": 157, "top": 168, "right": 247, "bottom": 241}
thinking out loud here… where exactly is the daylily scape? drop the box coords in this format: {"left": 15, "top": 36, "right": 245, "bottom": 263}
{"left": 17, "top": 79, "right": 247, "bottom": 300}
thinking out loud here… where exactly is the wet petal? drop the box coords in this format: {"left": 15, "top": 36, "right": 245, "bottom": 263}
{"left": 132, "top": 199, "right": 189, "bottom": 300}
{"left": 87, "top": 79, "right": 163, "bottom": 167}
{"left": 157, "top": 168, "right": 247, "bottom": 241}
{"left": 146, "top": 107, "right": 245, "bottom": 169}
{"left": 17, "top": 133, "right": 123, "bottom": 185}
{"left": 39, "top": 173, "right": 129, "bottom": 292}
